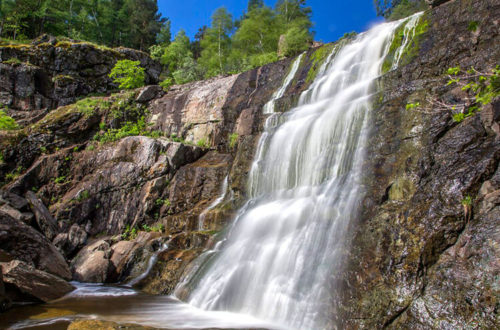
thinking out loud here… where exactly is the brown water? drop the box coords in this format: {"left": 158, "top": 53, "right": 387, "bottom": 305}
{"left": 0, "top": 283, "right": 282, "bottom": 330}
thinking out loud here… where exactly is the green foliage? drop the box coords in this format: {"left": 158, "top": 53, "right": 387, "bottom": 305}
{"left": 121, "top": 224, "right": 138, "bottom": 240}
{"left": 76, "top": 98, "right": 111, "bottom": 117}
{"left": 382, "top": 14, "right": 428, "bottom": 74}
{"left": 0, "top": 0, "right": 167, "bottom": 51}
{"left": 198, "top": 7, "right": 234, "bottom": 78}
{"left": 76, "top": 190, "right": 90, "bottom": 202}
{"left": 3, "top": 57, "right": 22, "bottom": 65}
{"left": 229, "top": 133, "right": 239, "bottom": 148}
{"left": 5, "top": 166, "right": 23, "bottom": 182}
{"left": 282, "top": 25, "right": 312, "bottom": 57}
{"left": 0, "top": 110, "right": 19, "bottom": 130}
{"left": 197, "top": 138, "right": 210, "bottom": 149}
{"left": 40, "top": 146, "right": 48, "bottom": 154}
{"left": 141, "top": 223, "right": 164, "bottom": 233}
{"left": 161, "top": 30, "right": 192, "bottom": 74}
{"left": 54, "top": 175, "right": 67, "bottom": 184}
{"left": 374, "top": 0, "right": 426, "bottom": 19}
{"left": 405, "top": 102, "right": 420, "bottom": 110}
{"left": 447, "top": 66, "right": 500, "bottom": 122}
{"left": 461, "top": 195, "right": 473, "bottom": 206}
{"left": 93, "top": 116, "right": 164, "bottom": 143}
{"left": 109, "top": 60, "right": 145, "bottom": 90}
{"left": 467, "top": 21, "right": 479, "bottom": 32}
{"left": 159, "top": 77, "right": 174, "bottom": 91}
{"left": 155, "top": 198, "right": 171, "bottom": 207}
{"left": 388, "top": 0, "right": 427, "bottom": 21}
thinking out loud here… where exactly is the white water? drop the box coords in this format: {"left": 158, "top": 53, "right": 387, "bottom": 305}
{"left": 127, "top": 243, "right": 169, "bottom": 286}
{"left": 187, "top": 18, "right": 414, "bottom": 330}
{"left": 263, "top": 53, "right": 304, "bottom": 114}
{"left": 392, "top": 12, "right": 423, "bottom": 70}
{"left": 198, "top": 175, "right": 230, "bottom": 230}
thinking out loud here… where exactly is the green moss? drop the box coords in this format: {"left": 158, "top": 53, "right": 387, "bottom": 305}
{"left": 382, "top": 14, "right": 429, "bottom": 74}
{"left": 306, "top": 43, "right": 335, "bottom": 83}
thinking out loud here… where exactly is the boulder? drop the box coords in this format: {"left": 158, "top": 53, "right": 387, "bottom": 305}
{"left": 0, "top": 267, "right": 11, "bottom": 312}
{"left": 25, "top": 191, "right": 59, "bottom": 240}
{"left": 136, "top": 85, "right": 163, "bottom": 103}
{"left": 0, "top": 213, "right": 71, "bottom": 280}
{"left": 71, "top": 239, "right": 112, "bottom": 283}
{"left": 53, "top": 224, "right": 88, "bottom": 258}
{"left": 1, "top": 260, "right": 74, "bottom": 303}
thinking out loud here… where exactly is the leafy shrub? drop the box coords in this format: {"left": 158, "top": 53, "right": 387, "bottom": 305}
{"left": 109, "top": 60, "right": 145, "bottom": 89}
{"left": 228, "top": 133, "right": 239, "bottom": 148}
{"left": 0, "top": 110, "right": 19, "bottom": 130}
{"left": 197, "top": 138, "right": 210, "bottom": 148}
{"left": 159, "top": 77, "right": 174, "bottom": 91}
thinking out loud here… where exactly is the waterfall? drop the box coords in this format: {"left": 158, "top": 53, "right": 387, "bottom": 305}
{"left": 183, "top": 16, "right": 421, "bottom": 330}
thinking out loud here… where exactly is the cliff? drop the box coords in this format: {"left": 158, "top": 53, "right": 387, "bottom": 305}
{"left": 0, "top": 0, "right": 498, "bottom": 328}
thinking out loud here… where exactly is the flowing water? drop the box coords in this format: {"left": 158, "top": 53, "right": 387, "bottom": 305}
{"left": 1, "top": 15, "right": 423, "bottom": 330}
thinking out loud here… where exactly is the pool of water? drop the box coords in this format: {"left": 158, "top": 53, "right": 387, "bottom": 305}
{"left": 0, "top": 283, "right": 283, "bottom": 330}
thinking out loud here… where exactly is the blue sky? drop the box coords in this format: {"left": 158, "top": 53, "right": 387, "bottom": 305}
{"left": 157, "top": 0, "right": 383, "bottom": 43}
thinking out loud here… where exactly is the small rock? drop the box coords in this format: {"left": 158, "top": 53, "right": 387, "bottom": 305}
{"left": 1, "top": 260, "right": 74, "bottom": 303}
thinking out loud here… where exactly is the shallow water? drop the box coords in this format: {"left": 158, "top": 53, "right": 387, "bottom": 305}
{"left": 0, "top": 283, "right": 282, "bottom": 330}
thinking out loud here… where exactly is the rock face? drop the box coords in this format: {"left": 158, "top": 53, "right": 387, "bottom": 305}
{"left": 337, "top": 0, "right": 500, "bottom": 328}
{"left": 0, "top": 37, "right": 161, "bottom": 124}
{"left": 1, "top": 260, "right": 74, "bottom": 303}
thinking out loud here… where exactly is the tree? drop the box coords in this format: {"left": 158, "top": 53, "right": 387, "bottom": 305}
{"left": 374, "top": 0, "right": 426, "bottom": 19}
{"left": 109, "top": 60, "right": 145, "bottom": 89}
{"left": 247, "top": 0, "right": 264, "bottom": 12}
{"left": 199, "top": 7, "right": 233, "bottom": 77}
{"left": 161, "top": 29, "right": 192, "bottom": 74}
{"left": 233, "top": 6, "right": 280, "bottom": 56}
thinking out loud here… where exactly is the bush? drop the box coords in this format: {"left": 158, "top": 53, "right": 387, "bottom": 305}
{"left": 0, "top": 110, "right": 18, "bottom": 130}
{"left": 109, "top": 60, "right": 145, "bottom": 89}
{"left": 159, "top": 77, "right": 174, "bottom": 91}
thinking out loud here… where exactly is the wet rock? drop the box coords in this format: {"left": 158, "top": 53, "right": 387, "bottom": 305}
{"left": 25, "top": 191, "right": 59, "bottom": 240}
{"left": 68, "top": 320, "right": 154, "bottom": 330}
{"left": 0, "top": 213, "right": 71, "bottom": 280}
{"left": 1, "top": 260, "right": 74, "bottom": 303}
{"left": 338, "top": 0, "right": 500, "bottom": 328}
{"left": 71, "top": 239, "right": 112, "bottom": 283}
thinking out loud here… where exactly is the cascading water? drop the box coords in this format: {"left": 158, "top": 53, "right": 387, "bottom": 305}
{"left": 3, "top": 14, "right": 426, "bottom": 330}
{"left": 187, "top": 15, "right": 422, "bottom": 330}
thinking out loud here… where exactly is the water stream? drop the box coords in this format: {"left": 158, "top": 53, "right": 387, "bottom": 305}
{"left": 1, "top": 15, "right": 423, "bottom": 330}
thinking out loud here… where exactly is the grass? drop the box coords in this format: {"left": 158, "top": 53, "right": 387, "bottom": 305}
{"left": 196, "top": 138, "right": 210, "bottom": 149}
